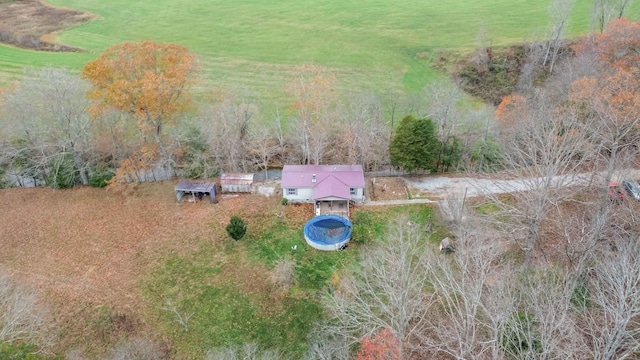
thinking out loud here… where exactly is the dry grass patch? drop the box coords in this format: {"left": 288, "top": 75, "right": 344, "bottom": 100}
{"left": 0, "top": 0, "right": 95, "bottom": 50}
{"left": 0, "top": 182, "right": 281, "bottom": 354}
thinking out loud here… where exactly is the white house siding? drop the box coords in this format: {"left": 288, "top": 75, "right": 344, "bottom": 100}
{"left": 284, "top": 187, "right": 365, "bottom": 203}
{"left": 284, "top": 187, "right": 314, "bottom": 202}
{"left": 350, "top": 187, "right": 365, "bottom": 202}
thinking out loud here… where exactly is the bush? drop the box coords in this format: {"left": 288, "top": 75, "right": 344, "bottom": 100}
{"left": 180, "top": 127, "right": 218, "bottom": 179}
{"left": 88, "top": 163, "right": 114, "bottom": 188}
{"left": 0, "top": 166, "right": 11, "bottom": 189}
{"left": 48, "top": 153, "right": 78, "bottom": 189}
{"left": 0, "top": 342, "right": 39, "bottom": 359}
{"left": 271, "top": 257, "right": 296, "bottom": 290}
{"left": 471, "top": 136, "right": 503, "bottom": 172}
{"left": 226, "top": 216, "right": 247, "bottom": 241}
{"left": 500, "top": 312, "right": 542, "bottom": 357}
{"left": 280, "top": 197, "right": 288, "bottom": 206}
{"left": 351, "top": 211, "right": 375, "bottom": 245}
{"left": 108, "top": 337, "right": 165, "bottom": 360}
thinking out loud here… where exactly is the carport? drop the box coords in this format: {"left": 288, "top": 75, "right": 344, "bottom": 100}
{"left": 174, "top": 180, "right": 217, "bottom": 202}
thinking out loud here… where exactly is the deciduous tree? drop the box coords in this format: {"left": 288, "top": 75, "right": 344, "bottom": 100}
{"left": 82, "top": 40, "right": 196, "bottom": 172}
{"left": 198, "top": 91, "right": 256, "bottom": 173}
{"left": 0, "top": 269, "right": 52, "bottom": 350}
{"left": 492, "top": 91, "right": 594, "bottom": 267}
{"left": 323, "top": 217, "right": 434, "bottom": 358}
{"left": 287, "top": 64, "right": 340, "bottom": 165}
{"left": 544, "top": 0, "right": 575, "bottom": 73}
{"left": 592, "top": 0, "right": 634, "bottom": 32}
{"left": 356, "top": 328, "right": 401, "bottom": 360}
{"left": 334, "top": 94, "right": 390, "bottom": 170}
{"left": 0, "top": 67, "right": 95, "bottom": 187}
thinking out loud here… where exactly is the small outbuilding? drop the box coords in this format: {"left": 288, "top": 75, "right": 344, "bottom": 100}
{"left": 174, "top": 180, "right": 217, "bottom": 202}
{"left": 221, "top": 173, "right": 254, "bottom": 193}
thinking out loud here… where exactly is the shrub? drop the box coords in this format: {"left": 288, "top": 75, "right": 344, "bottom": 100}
{"left": 351, "top": 211, "right": 375, "bottom": 245}
{"left": 226, "top": 216, "right": 247, "bottom": 241}
{"left": 0, "top": 166, "right": 11, "bottom": 189}
{"left": 0, "top": 342, "right": 39, "bottom": 359}
{"left": 48, "top": 153, "right": 78, "bottom": 189}
{"left": 271, "top": 257, "right": 296, "bottom": 290}
{"left": 280, "top": 197, "right": 288, "bottom": 206}
{"left": 108, "top": 337, "right": 165, "bottom": 360}
{"left": 471, "top": 136, "right": 503, "bottom": 172}
{"left": 0, "top": 270, "right": 51, "bottom": 351}
{"left": 180, "top": 127, "right": 218, "bottom": 179}
{"left": 88, "top": 163, "right": 114, "bottom": 188}
{"left": 500, "top": 312, "right": 542, "bottom": 358}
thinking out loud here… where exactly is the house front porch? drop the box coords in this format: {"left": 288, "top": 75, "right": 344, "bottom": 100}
{"left": 315, "top": 199, "right": 350, "bottom": 218}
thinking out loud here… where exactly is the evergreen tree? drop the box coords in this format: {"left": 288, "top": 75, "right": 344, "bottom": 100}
{"left": 226, "top": 216, "right": 247, "bottom": 241}
{"left": 389, "top": 115, "right": 440, "bottom": 172}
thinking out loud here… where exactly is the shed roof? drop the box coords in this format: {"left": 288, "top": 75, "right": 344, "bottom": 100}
{"left": 174, "top": 180, "right": 216, "bottom": 193}
{"left": 221, "top": 173, "right": 254, "bottom": 185}
{"left": 281, "top": 165, "right": 364, "bottom": 188}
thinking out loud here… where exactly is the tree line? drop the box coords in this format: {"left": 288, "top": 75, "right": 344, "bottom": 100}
{"left": 0, "top": 39, "right": 497, "bottom": 189}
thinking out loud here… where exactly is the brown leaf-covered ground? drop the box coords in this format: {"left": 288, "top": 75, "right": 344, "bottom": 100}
{"left": 0, "top": 181, "right": 295, "bottom": 352}
{"left": 368, "top": 177, "right": 407, "bottom": 201}
{"left": 0, "top": 0, "right": 94, "bottom": 50}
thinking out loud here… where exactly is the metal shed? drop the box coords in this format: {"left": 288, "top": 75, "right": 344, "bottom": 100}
{"left": 221, "top": 173, "right": 254, "bottom": 193}
{"left": 174, "top": 180, "right": 217, "bottom": 202}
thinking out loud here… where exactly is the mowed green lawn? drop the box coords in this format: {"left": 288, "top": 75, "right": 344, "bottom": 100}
{"left": 0, "top": 0, "right": 637, "bottom": 98}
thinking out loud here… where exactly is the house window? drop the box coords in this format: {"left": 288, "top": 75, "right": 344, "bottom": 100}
{"left": 287, "top": 188, "right": 297, "bottom": 196}
{"left": 350, "top": 188, "right": 357, "bottom": 195}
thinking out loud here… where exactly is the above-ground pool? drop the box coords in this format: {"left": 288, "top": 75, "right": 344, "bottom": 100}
{"left": 303, "top": 214, "right": 352, "bottom": 251}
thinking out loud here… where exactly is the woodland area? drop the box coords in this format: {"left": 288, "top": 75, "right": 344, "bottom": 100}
{"left": 2, "top": 0, "right": 640, "bottom": 358}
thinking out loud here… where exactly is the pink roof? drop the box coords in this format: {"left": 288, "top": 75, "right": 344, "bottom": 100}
{"left": 281, "top": 165, "right": 365, "bottom": 188}
{"left": 313, "top": 175, "right": 351, "bottom": 200}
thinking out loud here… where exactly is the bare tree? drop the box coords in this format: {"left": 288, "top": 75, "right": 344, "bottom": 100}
{"left": 593, "top": 0, "right": 634, "bottom": 32}
{"left": 422, "top": 79, "right": 464, "bottom": 143}
{"left": 544, "top": 0, "right": 575, "bottom": 73}
{"left": 247, "top": 119, "right": 279, "bottom": 180}
{"left": 0, "top": 269, "right": 52, "bottom": 349}
{"left": 584, "top": 238, "right": 640, "bottom": 360}
{"left": 509, "top": 268, "right": 588, "bottom": 359}
{"left": 334, "top": 94, "right": 390, "bottom": 169}
{"left": 322, "top": 217, "right": 434, "bottom": 358}
{"left": 198, "top": 93, "right": 257, "bottom": 173}
{"left": 287, "top": 64, "right": 341, "bottom": 165}
{"left": 492, "top": 90, "right": 595, "bottom": 267}
{"left": 106, "top": 337, "right": 165, "bottom": 360}
{"left": 423, "top": 204, "right": 516, "bottom": 359}
{"left": 206, "top": 343, "right": 280, "bottom": 360}
{"left": 303, "top": 326, "right": 351, "bottom": 360}
{"left": 0, "top": 67, "right": 95, "bottom": 186}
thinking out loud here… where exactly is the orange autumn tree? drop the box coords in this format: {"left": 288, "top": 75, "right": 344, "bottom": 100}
{"left": 593, "top": 18, "right": 640, "bottom": 72}
{"left": 82, "top": 40, "right": 196, "bottom": 174}
{"left": 356, "top": 328, "right": 401, "bottom": 360}
{"left": 495, "top": 94, "right": 526, "bottom": 135}
{"left": 570, "top": 18, "right": 640, "bottom": 176}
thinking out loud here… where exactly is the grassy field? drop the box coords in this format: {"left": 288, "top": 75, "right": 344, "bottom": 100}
{"left": 0, "top": 180, "right": 443, "bottom": 357}
{"left": 1, "top": 0, "right": 635, "bottom": 100}
{"left": 141, "top": 204, "right": 439, "bottom": 357}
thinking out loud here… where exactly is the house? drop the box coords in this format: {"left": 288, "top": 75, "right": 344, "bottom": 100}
{"left": 221, "top": 173, "right": 254, "bottom": 193}
{"left": 281, "top": 165, "right": 365, "bottom": 217}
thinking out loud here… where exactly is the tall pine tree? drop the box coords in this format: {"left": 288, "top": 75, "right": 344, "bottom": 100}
{"left": 389, "top": 115, "right": 440, "bottom": 172}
